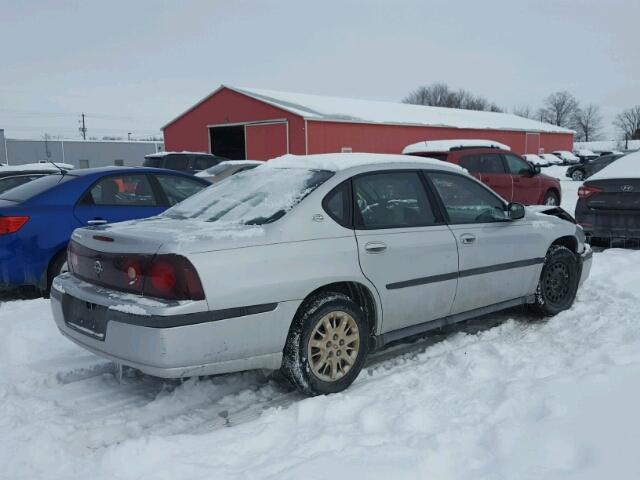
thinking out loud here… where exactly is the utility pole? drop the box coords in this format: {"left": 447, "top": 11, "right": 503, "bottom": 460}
{"left": 127, "top": 132, "right": 132, "bottom": 142}
{"left": 79, "top": 113, "right": 87, "bottom": 140}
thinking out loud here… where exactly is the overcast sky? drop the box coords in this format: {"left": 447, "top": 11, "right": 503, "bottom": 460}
{"left": 0, "top": 0, "right": 637, "bottom": 140}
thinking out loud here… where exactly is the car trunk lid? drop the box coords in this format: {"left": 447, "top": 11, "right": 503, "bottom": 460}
{"left": 582, "top": 179, "right": 640, "bottom": 211}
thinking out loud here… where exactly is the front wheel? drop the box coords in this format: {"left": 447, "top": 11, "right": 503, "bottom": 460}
{"left": 543, "top": 190, "right": 560, "bottom": 206}
{"left": 281, "top": 293, "right": 369, "bottom": 396}
{"left": 530, "top": 245, "right": 579, "bottom": 317}
{"left": 571, "top": 169, "right": 585, "bottom": 181}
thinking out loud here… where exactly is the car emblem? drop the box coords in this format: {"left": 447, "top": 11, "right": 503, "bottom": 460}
{"left": 621, "top": 185, "right": 634, "bottom": 192}
{"left": 93, "top": 260, "right": 104, "bottom": 276}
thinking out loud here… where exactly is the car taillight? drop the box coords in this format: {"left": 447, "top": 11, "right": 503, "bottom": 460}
{"left": 143, "top": 255, "right": 205, "bottom": 301}
{"left": 578, "top": 185, "right": 603, "bottom": 199}
{"left": 68, "top": 240, "right": 205, "bottom": 301}
{"left": 0, "top": 216, "right": 29, "bottom": 235}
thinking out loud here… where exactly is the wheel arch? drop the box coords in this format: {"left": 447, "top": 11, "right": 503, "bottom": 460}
{"left": 542, "top": 187, "right": 561, "bottom": 204}
{"left": 294, "top": 281, "right": 381, "bottom": 340}
{"left": 550, "top": 235, "right": 578, "bottom": 254}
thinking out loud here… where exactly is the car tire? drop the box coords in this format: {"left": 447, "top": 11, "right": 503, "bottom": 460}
{"left": 542, "top": 190, "right": 560, "bottom": 206}
{"left": 530, "top": 245, "right": 580, "bottom": 317}
{"left": 571, "top": 169, "right": 585, "bottom": 181}
{"left": 44, "top": 250, "right": 68, "bottom": 297}
{"left": 281, "top": 292, "right": 369, "bottom": 396}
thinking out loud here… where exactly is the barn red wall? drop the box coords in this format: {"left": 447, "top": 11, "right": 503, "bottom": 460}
{"left": 306, "top": 121, "right": 573, "bottom": 156}
{"left": 163, "top": 88, "right": 306, "bottom": 155}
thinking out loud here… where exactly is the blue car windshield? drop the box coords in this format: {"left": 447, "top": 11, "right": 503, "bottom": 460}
{"left": 0, "top": 174, "right": 73, "bottom": 202}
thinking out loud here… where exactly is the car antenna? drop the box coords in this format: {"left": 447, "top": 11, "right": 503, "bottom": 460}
{"left": 46, "top": 159, "right": 67, "bottom": 175}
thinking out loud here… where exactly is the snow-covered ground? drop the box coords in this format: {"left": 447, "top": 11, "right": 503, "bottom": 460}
{"left": 2, "top": 168, "right": 639, "bottom": 480}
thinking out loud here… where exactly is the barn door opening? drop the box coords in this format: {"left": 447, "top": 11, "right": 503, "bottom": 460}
{"left": 209, "top": 125, "right": 245, "bottom": 159}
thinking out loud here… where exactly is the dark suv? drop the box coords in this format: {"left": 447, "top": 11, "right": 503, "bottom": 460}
{"left": 406, "top": 146, "right": 562, "bottom": 206}
{"left": 143, "top": 152, "right": 228, "bottom": 175}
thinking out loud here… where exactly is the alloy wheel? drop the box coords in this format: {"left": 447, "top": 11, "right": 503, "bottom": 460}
{"left": 307, "top": 311, "right": 360, "bottom": 382}
{"left": 572, "top": 170, "right": 584, "bottom": 181}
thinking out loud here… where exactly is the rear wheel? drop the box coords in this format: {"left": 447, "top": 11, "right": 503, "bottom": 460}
{"left": 543, "top": 190, "right": 560, "bottom": 206}
{"left": 571, "top": 169, "right": 585, "bottom": 181}
{"left": 530, "top": 245, "right": 579, "bottom": 316}
{"left": 281, "top": 292, "right": 369, "bottom": 396}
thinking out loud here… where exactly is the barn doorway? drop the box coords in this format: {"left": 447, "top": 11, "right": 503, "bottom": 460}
{"left": 209, "top": 125, "right": 245, "bottom": 159}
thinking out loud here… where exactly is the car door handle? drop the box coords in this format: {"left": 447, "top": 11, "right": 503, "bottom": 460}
{"left": 87, "top": 219, "right": 107, "bottom": 226}
{"left": 364, "top": 241, "right": 387, "bottom": 254}
{"left": 460, "top": 234, "right": 476, "bottom": 244}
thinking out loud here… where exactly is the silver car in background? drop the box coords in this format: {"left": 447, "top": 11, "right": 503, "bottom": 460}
{"left": 51, "top": 153, "right": 592, "bottom": 395}
{"left": 195, "top": 160, "right": 262, "bottom": 184}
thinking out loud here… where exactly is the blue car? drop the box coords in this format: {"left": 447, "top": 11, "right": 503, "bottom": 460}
{"left": 0, "top": 167, "right": 210, "bottom": 293}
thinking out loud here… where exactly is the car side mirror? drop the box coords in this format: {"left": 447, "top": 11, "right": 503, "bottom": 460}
{"left": 507, "top": 202, "right": 525, "bottom": 220}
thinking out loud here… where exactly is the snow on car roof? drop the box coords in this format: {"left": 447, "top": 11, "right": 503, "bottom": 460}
{"left": 265, "top": 153, "right": 464, "bottom": 173}
{"left": 402, "top": 139, "right": 510, "bottom": 154}
{"left": 145, "top": 151, "right": 214, "bottom": 158}
{"left": 575, "top": 149, "right": 597, "bottom": 156}
{"left": 553, "top": 150, "right": 579, "bottom": 159}
{"left": 0, "top": 162, "right": 73, "bottom": 172}
{"left": 164, "top": 85, "right": 574, "bottom": 134}
{"left": 218, "top": 160, "right": 263, "bottom": 166}
{"left": 589, "top": 151, "right": 638, "bottom": 181}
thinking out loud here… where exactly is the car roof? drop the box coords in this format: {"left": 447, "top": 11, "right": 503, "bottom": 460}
{"left": 145, "top": 151, "right": 219, "bottom": 158}
{"left": 402, "top": 139, "right": 511, "bottom": 154}
{"left": 265, "top": 153, "right": 465, "bottom": 174}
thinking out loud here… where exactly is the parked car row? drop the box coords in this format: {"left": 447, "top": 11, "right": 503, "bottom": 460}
{"left": 50, "top": 153, "right": 592, "bottom": 396}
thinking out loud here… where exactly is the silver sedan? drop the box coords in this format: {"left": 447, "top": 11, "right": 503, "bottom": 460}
{"left": 51, "top": 153, "right": 592, "bottom": 395}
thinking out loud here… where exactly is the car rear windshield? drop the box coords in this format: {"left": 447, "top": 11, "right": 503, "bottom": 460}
{"left": 164, "top": 167, "right": 333, "bottom": 225}
{"left": 143, "top": 157, "right": 162, "bottom": 168}
{"left": 0, "top": 174, "right": 73, "bottom": 202}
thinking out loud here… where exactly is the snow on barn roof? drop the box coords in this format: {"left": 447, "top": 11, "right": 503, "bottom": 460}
{"left": 402, "top": 139, "right": 511, "bottom": 154}
{"left": 163, "top": 85, "right": 574, "bottom": 134}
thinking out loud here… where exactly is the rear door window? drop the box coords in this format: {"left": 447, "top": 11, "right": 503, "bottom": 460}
{"left": 155, "top": 175, "right": 208, "bottom": 206}
{"left": 191, "top": 156, "right": 219, "bottom": 171}
{"left": 164, "top": 155, "right": 189, "bottom": 171}
{"left": 82, "top": 174, "right": 158, "bottom": 206}
{"left": 353, "top": 171, "right": 437, "bottom": 229}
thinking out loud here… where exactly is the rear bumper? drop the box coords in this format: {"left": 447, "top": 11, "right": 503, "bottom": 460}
{"left": 50, "top": 274, "right": 299, "bottom": 378}
{"left": 578, "top": 211, "right": 640, "bottom": 240}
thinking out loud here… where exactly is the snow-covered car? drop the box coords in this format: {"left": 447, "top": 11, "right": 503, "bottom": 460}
{"left": 51, "top": 153, "right": 592, "bottom": 395}
{"left": 195, "top": 160, "right": 262, "bottom": 184}
{"left": 553, "top": 151, "right": 580, "bottom": 165}
{"left": 574, "top": 149, "right": 599, "bottom": 163}
{"left": 523, "top": 154, "right": 548, "bottom": 167}
{"left": 539, "top": 153, "right": 563, "bottom": 166}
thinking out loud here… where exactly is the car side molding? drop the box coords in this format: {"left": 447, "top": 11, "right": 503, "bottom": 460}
{"left": 373, "top": 295, "right": 534, "bottom": 349}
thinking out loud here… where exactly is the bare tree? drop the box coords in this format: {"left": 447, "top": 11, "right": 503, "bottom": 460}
{"left": 512, "top": 105, "right": 535, "bottom": 119}
{"left": 573, "top": 104, "right": 603, "bottom": 142}
{"left": 614, "top": 106, "right": 640, "bottom": 147}
{"left": 538, "top": 91, "right": 579, "bottom": 128}
{"left": 403, "top": 82, "right": 502, "bottom": 112}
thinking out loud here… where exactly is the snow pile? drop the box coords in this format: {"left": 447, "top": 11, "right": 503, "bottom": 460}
{"left": 2, "top": 247, "right": 640, "bottom": 479}
{"left": 589, "top": 150, "right": 640, "bottom": 181}
{"left": 403, "top": 139, "right": 510, "bottom": 154}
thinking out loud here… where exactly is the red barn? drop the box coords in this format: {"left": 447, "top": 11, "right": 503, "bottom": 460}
{"left": 162, "top": 86, "right": 573, "bottom": 160}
